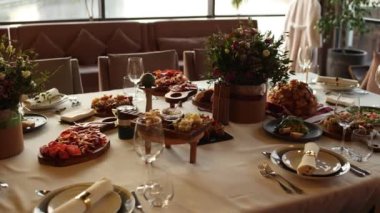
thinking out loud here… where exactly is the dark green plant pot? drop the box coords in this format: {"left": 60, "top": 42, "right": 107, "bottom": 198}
{"left": 326, "top": 48, "right": 367, "bottom": 79}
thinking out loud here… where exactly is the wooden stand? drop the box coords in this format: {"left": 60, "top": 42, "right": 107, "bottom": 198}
{"left": 212, "top": 83, "right": 230, "bottom": 125}
{"left": 141, "top": 88, "right": 153, "bottom": 112}
{"left": 164, "top": 131, "right": 204, "bottom": 164}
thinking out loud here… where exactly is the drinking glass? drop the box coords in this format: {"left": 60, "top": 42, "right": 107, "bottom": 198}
{"left": 375, "top": 65, "right": 380, "bottom": 89}
{"left": 331, "top": 93, "right": 360, "bottom": 154}
{"left": 297, "top": 46, "right": 314, "bottom": 83}
{"left": 127, "top": 57, "right": 144, "bottom": 100}
{"left": 133, "top": 115, "right": 172, "bottom": 207}
{"left": 347, "top": 129, "right": 374, "bottom": 162}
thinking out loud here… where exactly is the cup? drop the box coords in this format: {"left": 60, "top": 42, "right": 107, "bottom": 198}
{"left": 347, "top": 129, "right": 374, "bottom": 162}
{"left": 114, "top": 105, "right": 138, "bottom": 140}
{"left": 142, "top": 169, "right": 174, "bottom": 208}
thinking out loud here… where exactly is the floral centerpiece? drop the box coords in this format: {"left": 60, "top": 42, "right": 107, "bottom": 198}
{"left": 0, "top": 36, "right": 46, "bottom": 111}
{"left": 206, "top": 21, "right": 293, "bottom": 123}
{"left": 207, "top": 21, "right": 292, "bottom": 85}
{"left": 0, "top": 36, "right": 46, "bottom": 158}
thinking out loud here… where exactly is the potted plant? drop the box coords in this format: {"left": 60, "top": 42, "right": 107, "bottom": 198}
{"left": 0, "top": 36, "right": 46, "bottom": 159}
{"left": 317, "top": 0, "right": 379, "bottom": 78}
{"left": 207, "top": 21, "right": 292, "bottom": 123}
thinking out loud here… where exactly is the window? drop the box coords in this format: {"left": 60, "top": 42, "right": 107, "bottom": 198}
{"left": 0, "top": 0, "right": 99, "bottom": 22}
{"left": 215, "top": 0, "right": 291, "bottom": 16}
{"left": 105, "top": 0, "right": 208, "bottom": 18}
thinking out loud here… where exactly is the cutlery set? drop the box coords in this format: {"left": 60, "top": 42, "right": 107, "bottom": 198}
{"left": 260, "top": 150, "right": 371, "bottom": 194}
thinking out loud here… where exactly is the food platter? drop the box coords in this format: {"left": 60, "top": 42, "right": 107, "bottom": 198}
{"left": 263, "top": 118, "right": 323, "bottom": 142}
{"left": 270, "top": 145, "right": 350, "bottom": 179}
{"left": 33, "top": 183, "right": 135, "bottom": 213}
{"left": 24, "top": 94, "right": 68, "bottom": 110}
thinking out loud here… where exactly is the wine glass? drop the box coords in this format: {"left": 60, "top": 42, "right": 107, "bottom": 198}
{"left": 297, "top": 46, "right": 314, "bottom": 83}
{"left": 375, "top": 64, "right": 380, "bottom": 89}
{"left": 133, "top": 115, "right": 173, "bottom": 207}
{"left": 347, "top": 129, "right": 374, "bottom": 162}
{"left": 127, "top": 57, "right": 144, "bottom": 101}
{"left": 331, "top": 93, "right": 360, "bottom": 154}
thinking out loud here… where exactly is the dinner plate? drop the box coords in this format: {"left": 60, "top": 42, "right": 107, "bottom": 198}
{"left": 281, "top": 149, "right": 342, "bottom": 176}
{"left": 23, "top": 113, "right": 47, "bottom": 133}
{"left": 318, "top": 82, "right": 358, "bottom": 91}
{"left": 270, "top": 145, "right": 350, "bottom": 179}
{"left": 262, "top": 118, "right": 323, "bottom": 142}
{"left": 26, "top": 94, "right": 68, "bottom": 110}
{"left": 33, "top": 183, "right": 135, "bottom": 213}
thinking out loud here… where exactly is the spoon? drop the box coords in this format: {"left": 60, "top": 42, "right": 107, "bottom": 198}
{"left": 258, "top": 163, "right": 293, "bottom": 194}
{"left": 262, "top": 163, "right": 304, "bottom": 194}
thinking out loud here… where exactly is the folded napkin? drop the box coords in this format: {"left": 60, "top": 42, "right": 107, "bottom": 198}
{"left": 325, "top": 94, "right": 355, "bottom": 107}
{"left": 297, "top": 142, "right": 320, "bottom": 175}
{"left": 54, "top": 178, "right": 114, "bottom": 213}
{"left": 60, "top": 109, "right": 95, "bottom": 123}
{"left": 24, "top": 88, "right": 61, "bottom": 106}
{"left": 316, "top": 76, "right": 358, "bottom": 87}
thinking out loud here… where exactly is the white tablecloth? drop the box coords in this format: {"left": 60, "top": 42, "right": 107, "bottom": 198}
{"left": 1, "top": 74, "right": 380, "bottom": 213}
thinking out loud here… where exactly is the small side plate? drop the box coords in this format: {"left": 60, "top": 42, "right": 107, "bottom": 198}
{"left": 23, "top": 113, "right": 48, "bottom": 133}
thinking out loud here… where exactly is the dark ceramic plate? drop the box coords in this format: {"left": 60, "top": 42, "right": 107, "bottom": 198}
{"left": 263, "top": 118, "right": 323, "bottom": 142}
{"left": 23, "top": 113, "right": 48, "bottom": 133}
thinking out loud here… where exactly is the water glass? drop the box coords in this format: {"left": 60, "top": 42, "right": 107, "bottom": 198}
{"left": 347, "top": 129, "right": 374, "bottom": 162}
{"left": 297, "top": 46, "right": 314, "bottom": 83}
{"left": 143, "top": 169, "right": 174, "bottom": 208}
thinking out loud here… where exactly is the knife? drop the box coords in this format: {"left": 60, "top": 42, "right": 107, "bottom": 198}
{"left": 350, "top": 163, "right": 371, "bottom": 176}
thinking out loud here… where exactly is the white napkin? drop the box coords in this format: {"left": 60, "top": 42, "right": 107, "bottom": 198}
{"left": 316, "top": 76, "right": 358, "bottom": 87}
{"left": 24, "top": 88, "right": 61, "bottom": 106}
{"left": 53, "top": 178, "right": 114, "bottom": 213}
{"left": 325, "top": 94, "right": 355, "bottom": 107}
{"left": 297, "top": 142, "right": 320, "bottom": 175}
{"left": 60, "top": 109, "right": 95, "bottom": 123}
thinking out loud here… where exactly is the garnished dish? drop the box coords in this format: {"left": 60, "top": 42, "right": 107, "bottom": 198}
{"left": 192, "top": 89, "right": 214, "bottom": 111}
{"left": 91, "top": 95, "right": 133, "bottom": 117}
{"left": 263, "top": 117, "right": 322, "bottom": 142}
{"left": 268, "top": 79, "right": 318, "bottom": 118}
{"left": 320, "top": 111, "right": 374, "bottom": 140}
{"left": 23, "top": 88, "right": 68, "bottom": 110}
{"left": 274, "top": 116, "right": 310, "bottom": 139}
{"left": 151, "top": 69, "right": 189, "bottom": 95}
{"left": 22, "top": 113, "right": 47, "bottom": 133}
{"left": 38, "top": 125, "right": 110, "bottom": 166}
{"left": 347, "top": 106, "right": 380, "bottom": 125}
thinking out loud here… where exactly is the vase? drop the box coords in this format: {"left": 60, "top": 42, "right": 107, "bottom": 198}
{"left": 0, "top": 109, "right": 24, "bottom": 159}
{"left": 229, "top": 83, "right": 267, "bottom": 123}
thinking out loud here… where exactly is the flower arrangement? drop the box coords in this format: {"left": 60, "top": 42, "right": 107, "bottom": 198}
{"left": 0, "top": 36, "right": 46, "bottom": 111}
{"left": 207, "top": 21, "right": 293, "bottom": 85}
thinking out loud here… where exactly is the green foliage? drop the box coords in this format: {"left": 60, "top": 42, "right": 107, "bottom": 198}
{"left": 0, "top": 36, "right": 48, "bottom": 110}
{"left": 206, "top": 21, "right": 293, "bottom": 86}
{"left": 317, "top": 0, "right": 380, "bottom": 45}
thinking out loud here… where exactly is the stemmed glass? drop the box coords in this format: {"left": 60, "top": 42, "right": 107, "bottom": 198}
{"left": 297, "top": 46, "right": 314, "bottom": 83}
{"left": 331, "top": 93, "right": 360, "bottom": 155}
{"left": 133, "top": 115, "right": 173, "bottom": 207}
{"left": 375, "top": 65, "right": 380, "bottom": 89}
{"left": 127, "top": 57, "right": 144, "bottom": 101}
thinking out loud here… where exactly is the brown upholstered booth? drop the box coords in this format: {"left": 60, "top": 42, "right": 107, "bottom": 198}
{"left": 34, "top": 57, "right": 83, "bottom": 94}
{"left": 9, "top": 21, "right": 147, "bottom": 92}
{"left": 98, "top": 50, "right": 178, "bottom": 91}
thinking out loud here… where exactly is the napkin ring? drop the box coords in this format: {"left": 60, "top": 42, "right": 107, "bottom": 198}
{"left": 304, "top": 150, "right": 317, "bottom": 157}
{"left": 75, "top": 191, "right": 91, "bottom": 209}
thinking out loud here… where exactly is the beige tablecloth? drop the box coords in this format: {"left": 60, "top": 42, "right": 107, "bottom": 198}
{"left": 1, "top": 76, "right": 380, "bottom": 213}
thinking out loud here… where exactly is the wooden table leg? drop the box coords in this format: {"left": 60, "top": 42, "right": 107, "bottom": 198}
{"left": 190, "top": 143, "right": 197, "bottom": 164}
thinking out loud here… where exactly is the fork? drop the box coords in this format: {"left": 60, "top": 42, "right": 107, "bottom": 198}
{"left": 258, "top": 163, "right": 293, "bottom": 194}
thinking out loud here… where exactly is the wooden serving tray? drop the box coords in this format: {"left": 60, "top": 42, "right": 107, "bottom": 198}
{"left": 38, "top": 141, "right": 110, "bottom": 167}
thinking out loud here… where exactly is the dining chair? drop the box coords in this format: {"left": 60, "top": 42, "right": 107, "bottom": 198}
{"left": 360, "top": 51, "right": 380, "bottom": 94}
{"left": 34, "top": 57, "right": 83, "bottom": 94}
{"left": 98, "top": 49, "right": 179, "bottom": 91}
{"left": 183, "top": 49, "right": 211, "bottom": 81}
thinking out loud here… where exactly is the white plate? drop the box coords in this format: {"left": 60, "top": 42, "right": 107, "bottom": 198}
{"left": 318, "top": 82, "right": 358, "bottom": 91}
{"left": 48, "top": 185, "right": 121, "bottom": 213}
{"left": 25, "top": 94, "right": 68, "bottom": 110}
{"left": 33, "top": 183, "right": 135, "bottom": 213}
{"left": 281, "top": 149, "right": 342, "bottom": 176}
{"left": 271, "top": 145, "right": 350, "bottom": 179}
